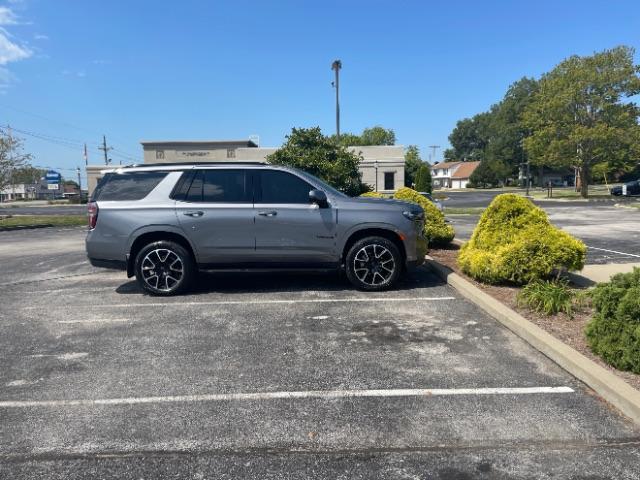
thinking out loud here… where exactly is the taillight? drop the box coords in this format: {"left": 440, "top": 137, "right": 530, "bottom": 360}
{"left": 88, "top": 202, "right": 99, "bottom": 229}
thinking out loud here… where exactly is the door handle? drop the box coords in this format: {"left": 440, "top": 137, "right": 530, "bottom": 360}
{"left": 258, "top": 210, "right": 278, "bottom": 217}
{"left": 183, "top": 211, "right": 204, "bottom": 218}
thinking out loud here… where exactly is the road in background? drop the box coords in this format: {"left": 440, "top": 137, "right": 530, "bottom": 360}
{"left": 448, "top": 205, "right": 640, "bottom": 265}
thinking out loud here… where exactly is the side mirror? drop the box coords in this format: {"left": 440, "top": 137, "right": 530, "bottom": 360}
{"left": 309, "top": 189, "right": 328, "bottom": 208}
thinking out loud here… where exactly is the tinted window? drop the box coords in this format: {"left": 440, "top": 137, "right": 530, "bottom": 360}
{"left": 92, "top": 171, "right": 168, "bottom": 201}
{"left": 184, "top": 169, "right": 249, "bottom": 203}
{"left": 258, "top": 170, "right": 312, "bottom": 204}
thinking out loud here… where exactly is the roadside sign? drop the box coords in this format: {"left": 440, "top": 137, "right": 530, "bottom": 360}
{"left": 45, "top": 170, "right": 62, "bottom": 184}
{"left": 47, "top": 183, "right": 59, "bottom": 190}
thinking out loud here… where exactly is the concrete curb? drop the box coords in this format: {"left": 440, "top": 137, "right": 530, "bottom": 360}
{"left": 426, "top": 257, "right": 640, "bottom": 424}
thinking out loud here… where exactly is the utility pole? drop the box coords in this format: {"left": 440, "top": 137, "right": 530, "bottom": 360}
{"left": 76, "top": 166, "right": 82, "bottom": 200}
{"left": 331, "top": 60, "right": 342, "bottom": 139}
{"left": 98, "top": 135, "right": 112, "bottom": 165}
{"left": 428, "top": 145, "right": 441, "bottom": 164}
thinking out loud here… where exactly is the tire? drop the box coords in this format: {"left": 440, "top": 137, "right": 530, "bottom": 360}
{"left": 134, "top": 240, "right": 195, "bottom": 296}
{"left": 345, "top": 236, "right": 402, "bottom": 291}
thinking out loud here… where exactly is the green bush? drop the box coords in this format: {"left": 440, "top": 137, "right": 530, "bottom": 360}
{"left": 458, "top": 194, "right": 586, "bottom": 284}
{"left": 393, "top": 187, "right": 455, "bottom": 247}
{"left": 359, "top": 191, "right": 385, "bottom": 198}
{"left": 517, "top": 279, "right": 584, "bottom": 317}
{"left": 585, "top": 268, "right": 640, "bottom": 373}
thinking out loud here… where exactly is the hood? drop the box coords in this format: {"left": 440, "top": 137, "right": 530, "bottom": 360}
{"left": 342, "top": 196, "right": 420, "bottom": 211}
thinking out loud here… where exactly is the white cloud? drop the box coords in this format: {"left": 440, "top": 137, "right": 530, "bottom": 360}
{"left": 34, "top": 33, "right": 48, "bottom": 40}
{"left": 0, "top": 30, "right": 32, "bottom": 65}
{"left": 0, "top": 6, "right": 18, "bottom": 25}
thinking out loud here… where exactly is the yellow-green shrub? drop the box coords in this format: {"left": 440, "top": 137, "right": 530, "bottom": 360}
{"left": 393, "top": 187, "right": 455, "bottom": 246}
{"left": 458, "top": 194, "right": 586, "bottom": 284}
{"left": 359, "top": 191, "right": 385, "bottom": 198}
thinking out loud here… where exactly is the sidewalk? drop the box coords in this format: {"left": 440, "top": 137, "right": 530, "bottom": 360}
{"left": 569, "top": 263, "right": 640, "bottom": 286}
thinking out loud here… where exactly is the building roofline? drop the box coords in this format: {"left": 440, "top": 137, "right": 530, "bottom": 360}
{"left": 140, "top": 140, "right": 258, "bottom": 147}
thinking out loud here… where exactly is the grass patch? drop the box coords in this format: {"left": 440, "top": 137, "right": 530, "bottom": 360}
{"left": 443, "top": 207, "right": 486, "bottom": 215}
{"left": 0, "top": 215, "right": 86, "bottom": 229}
{"left": 517, "top": 279, "right": 585, "bottom": 317}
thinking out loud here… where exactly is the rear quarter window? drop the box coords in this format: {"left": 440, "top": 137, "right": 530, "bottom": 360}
{"left": 92, "top": 171, "right": 169, "bottom": 201}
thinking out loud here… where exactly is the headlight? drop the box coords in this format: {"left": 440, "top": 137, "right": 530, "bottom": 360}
{"left": 403, "top": 210, "right": 424, "bottom": 221}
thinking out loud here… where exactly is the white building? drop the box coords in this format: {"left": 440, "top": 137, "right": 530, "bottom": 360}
{"left": 430, "top": 161, "right": 480, "bottom": 189}
{"left": 87, "top": 139, "right": 405, "bottom": 195}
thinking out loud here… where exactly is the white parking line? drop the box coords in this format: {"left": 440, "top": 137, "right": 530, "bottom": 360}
{"left": 86, "top": 296, "right": 458, "bottom": 308}
{"left": 587, "top": 246, "right": 640, "bottom": 258}
{"left": 0, "top": 386, "right": 574, "bottom": 409}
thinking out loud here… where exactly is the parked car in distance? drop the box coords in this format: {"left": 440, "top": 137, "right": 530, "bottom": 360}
{"left": 418, "top": 192, "right": 443, "bottom": 211}
{"left": 86, "top": 163, "right": 428, "bottom": 295}
{"left": 611, "top": 180, "right": 640, "bottom": 196}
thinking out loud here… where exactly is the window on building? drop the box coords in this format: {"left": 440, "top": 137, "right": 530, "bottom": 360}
{"left": 384, "top": 172, "right": 395, "bottom": 191}
{"left": 185, "top": 169, "right": 249, "bottom": 203}
{"left": 257, "top": 170, "right": 313, "bottom": 204}
{"left": 227, "top": 148, "right": 236, "bottom": 158}
{"left": 156, "top": 150, "right": 165, "bottom": 160}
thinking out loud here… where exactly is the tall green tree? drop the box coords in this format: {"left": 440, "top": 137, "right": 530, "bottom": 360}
{"left": 443, "top": 113, "right": 492, "bottom": 162}
{"left": 332, "top": 126, "right": 396, "bottom": 146}
{"left": 404, "top": 145, "right": 424, "bottom": 187}
{"left": 414, "top": 164, "right": 432, "bottom": 193}
{"left": 485, "top": 77, "right": 538, "bottom": 179}
{"left": 0, "top": 130, "right": 32, "bottom": 192}
{"left": 523, "top": 46, "right": 640, "bottom": 197}
{"left": 267, "top": 127, "right": 369, "bottom": 196}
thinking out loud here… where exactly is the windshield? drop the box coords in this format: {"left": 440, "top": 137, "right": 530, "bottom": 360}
{"left": 294, "top": 169, "right": 349, "bottom": 199}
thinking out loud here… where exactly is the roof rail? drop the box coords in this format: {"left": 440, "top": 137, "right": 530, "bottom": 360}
{"left": 122, "top": 162, "right": 267, "bottom": 168}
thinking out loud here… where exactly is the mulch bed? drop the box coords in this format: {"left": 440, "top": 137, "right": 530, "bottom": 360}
{"left": 429, "top": 244, "right": 640, "bottom": 392}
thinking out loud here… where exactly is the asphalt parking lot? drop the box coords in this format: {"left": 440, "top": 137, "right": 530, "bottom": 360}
{"left": 448, "top": 204, "right": 640, "bottom": 264}
{"left": 1, "top": 227, "right": 640, "bottom": 479}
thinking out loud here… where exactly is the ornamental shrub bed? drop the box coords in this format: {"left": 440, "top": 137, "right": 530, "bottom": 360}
{"left": 586, "top": 268, "right": 640, "bottom": 374}
{"left": 457, "top": 194, "right": 586, "bottom": 284}
{"left": 393, "top": 187, "right": 455, "bottom": 247}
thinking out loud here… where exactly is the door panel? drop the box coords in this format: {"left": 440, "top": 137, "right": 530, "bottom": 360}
{"left": 254, "top": 170, "right": 338, "bottom": 266}
{"left": 176, "top": 169, "right": 255, "bottom": 265}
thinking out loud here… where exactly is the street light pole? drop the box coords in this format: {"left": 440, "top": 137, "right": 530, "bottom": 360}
{"left": 331, "top": 60, "right": 342, "bottom": 139}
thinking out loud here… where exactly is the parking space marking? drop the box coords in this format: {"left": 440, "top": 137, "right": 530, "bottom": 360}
{"left": 0, "top": 386, "right": 574, "bottom": 409}
{"left": 78, "top": 296, "right": 458, "bottom": 309}
{"left": 587, "top": 246, "right": 640, "bottom": 258}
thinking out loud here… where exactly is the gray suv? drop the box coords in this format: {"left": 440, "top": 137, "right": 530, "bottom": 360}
{"left": 86, "top": 163, "right": 427, "bottom": 295}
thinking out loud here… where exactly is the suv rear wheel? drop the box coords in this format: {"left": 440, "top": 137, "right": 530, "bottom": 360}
{"left": 134, "top": 240, "right": 195, "bottom": 296}
{"left": 345, "top": 236, "right": 402, "bottom": 291}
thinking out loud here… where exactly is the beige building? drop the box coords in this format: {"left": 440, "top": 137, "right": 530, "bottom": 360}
{"left": 86, "top": 139, "right": 405, "bottom": 195}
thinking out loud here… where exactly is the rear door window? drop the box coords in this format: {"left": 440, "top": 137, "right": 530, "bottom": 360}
{"left": 92, "top": 171, "right": 168, "bottom": 201}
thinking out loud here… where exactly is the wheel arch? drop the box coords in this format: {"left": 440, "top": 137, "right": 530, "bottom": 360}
{"left": 341, "top": 226, "right": 407, "bottom": 266}
{"left": 127, "top": 229, "right": 197, "bottom": 278}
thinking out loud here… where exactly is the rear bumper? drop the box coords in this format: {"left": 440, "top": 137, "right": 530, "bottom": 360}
{"left": 88, "top": 256, "right": 127, "bottom": 271}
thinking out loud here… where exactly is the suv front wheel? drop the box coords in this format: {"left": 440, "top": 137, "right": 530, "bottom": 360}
{"left": 134, "top": 240, "right": 195, "bottom": 296}
{"left": 345, "top": 236, "right": 402, "bottom": 291}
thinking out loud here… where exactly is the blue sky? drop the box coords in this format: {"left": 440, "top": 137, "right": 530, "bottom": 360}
{"left": 0, "top": 0, "right": 639, "bottom": 181}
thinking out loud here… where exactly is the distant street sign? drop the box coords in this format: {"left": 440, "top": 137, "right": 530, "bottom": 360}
{"left": 47, "top": 183, "right": 59, "bottom": 190}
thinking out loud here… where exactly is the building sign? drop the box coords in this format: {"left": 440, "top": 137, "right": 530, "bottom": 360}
{"left": 176, "top": 150, "right": 212, "bottom": 158}
{"left": 47, "top": 183, "right": 59, "bottom": 190}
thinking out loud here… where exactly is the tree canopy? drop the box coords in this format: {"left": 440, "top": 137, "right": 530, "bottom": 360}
{"left": 523, "top": 46, "right": 640, "bottom": 197}
{"left": 0, "top": 130, "right": 32, "bottom": 192}
{"left": 332, "top": 126, "right": 396, "bottom": 147}
{"left": 267, "top": 127, "right": 369, "bottom": 196}
{"left": 404, "top": 145, "right": 424, "bottom": 187}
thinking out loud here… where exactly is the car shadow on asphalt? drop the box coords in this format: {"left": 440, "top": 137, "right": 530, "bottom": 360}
{"left": 114, "top": 266, "right": 446, "bottom": 296}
